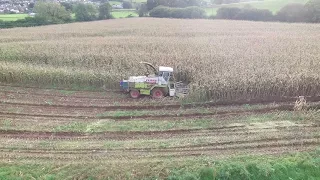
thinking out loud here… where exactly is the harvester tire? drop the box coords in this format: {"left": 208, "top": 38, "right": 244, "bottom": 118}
{"left": 151, "top": 88, "right": 164, "bottom": 99}
{"left": 130, "top": 89, "right": 140, "bottom": 99}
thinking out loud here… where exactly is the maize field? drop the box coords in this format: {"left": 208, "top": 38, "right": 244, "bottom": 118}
{"left": 0, "top": 18, "right": 320, "bottom": 102}
{"left": 0, "top": 18, "right": 320, "bottom": 178}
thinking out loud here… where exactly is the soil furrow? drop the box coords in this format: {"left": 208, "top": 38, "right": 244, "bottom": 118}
{"left": 0, "top": 125, "right": 319, "bottom": 140}
{"left": 0, "top": 105, "right": 298, "bottom": 120}
{"left": 0, "top": 139, "right": 318, "bottom": 160}
{"left": 2, "top": 84, "right": 320, "bottom": 107}
{"left": 0, "top": 134, "right": 317, "bottom": 152}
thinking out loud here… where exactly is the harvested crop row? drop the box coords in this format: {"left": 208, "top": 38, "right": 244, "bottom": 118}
{"left": 0, "top": 131, "right": 318, "bottom": 151}
{"left": 2, "top": 85, "right": 320, "bottom": 108}
{"left": 0, "top": 138, "right": 318, "bottom": 162}
{"left": 0, "top": 122, "right": 318, "bottom": 140}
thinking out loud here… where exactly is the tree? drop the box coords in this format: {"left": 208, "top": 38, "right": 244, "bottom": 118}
{"left": 146, "top": 0, "right": 201, "bottom": 10}
{"left": 60, "top": 2, "right": 73, "bottom": 12}
{"left": 74, "top": 3, "right": 98, "bottom": 21}
{"left": 216, "top": 7, "right": 241, "bottom": 19}
{"left": 138, "top": 3, "right": 148, "bottom": 17}
{"left": 276, "top": 3, "right": 308, "bottom": 22}
{"left": 147, "top": 0, "right": 157, "bottom": 10}
{"left": 99, "top": 2, "right": 112, "bottom": 20}
{"left": 123, "top": 1, "right": 133, "bottom": 9}
{"left": 305, "top": 0, "right": 320, "bottom": 23}
{"left": 34, "top": 1, "right": 72, "bottom": 23}
{"left": 235, "top": 7, "right": 273, "bottom": 21}
{"left": 28, "top": 2, "right": 35, "bottom": 9}
{"left": 149, "top": 6, "right": 206, "bottom": 19}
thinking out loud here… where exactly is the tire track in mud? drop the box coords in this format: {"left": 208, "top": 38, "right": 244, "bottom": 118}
{"left": 0, "top": 134, "right": 318, "bottom": 152}
{"left": 2, "top": 84, "right": 320, "bottom": 108}
{"left": 1, "top": 104, "right": 320, "bottom": 120}
{"left": 0, "top": 101, "right": 183, "bottom": 111}
{"left": 0, "top": 90, "right": 124, "bottom": 100}
{"left": 2, "top": 98, "right": 320, "bottom": 111}
{"left": 0, "top": 84, "right": 121, "bottom": 93}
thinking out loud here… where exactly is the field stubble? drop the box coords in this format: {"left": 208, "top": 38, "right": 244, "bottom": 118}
{"left": 0, "top": 85, "right": 319, "bottom": 179}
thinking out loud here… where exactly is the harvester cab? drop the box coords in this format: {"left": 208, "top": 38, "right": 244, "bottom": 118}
{"left": 120, "top": 62, "right": 188, "bottom": 99}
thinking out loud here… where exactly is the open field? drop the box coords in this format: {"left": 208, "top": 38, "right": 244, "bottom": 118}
{"left": 1, "top": 18, "right": 320, "bottom": 103}
{"left": 112, "top": 10, "right": 138, "bottom": 18}
{"left": 0, "top": 84, "right": 319, "bottom": 179}
{"left": 0, "top": 14, "right": 28, "bottom": 21}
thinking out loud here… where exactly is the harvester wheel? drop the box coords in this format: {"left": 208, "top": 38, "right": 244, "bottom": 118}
{"left": 151, "top": 88, "right": 164, "bottom": 99}
{"left": 130, "top": 89, "right": 140, "bottom": 99}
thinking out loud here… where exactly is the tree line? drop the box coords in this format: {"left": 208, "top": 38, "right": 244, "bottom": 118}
{"left": 214, "top": 0, "right": 320, "bottom": 23}
{"left": 0, "top": 1, "right": 113, "bottom": 28}
{"left": 1, "top": 0, "right": 319, "bottom": 29}
{"left": 143, "top": 0, "right": 320, "bottom": 23}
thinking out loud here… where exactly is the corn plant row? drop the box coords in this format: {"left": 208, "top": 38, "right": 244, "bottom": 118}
{"left": 0, "top": 19, "right": 319, "bottom": 102}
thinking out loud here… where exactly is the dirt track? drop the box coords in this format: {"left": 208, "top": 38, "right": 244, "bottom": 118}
{"left": 0, "top": 84, "right": 320, "bottom": 163}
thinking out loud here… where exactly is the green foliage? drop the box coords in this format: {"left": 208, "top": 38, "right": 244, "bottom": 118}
{"left": 99, "top": 2, "right": 113, "bottom": 20}
{"left": 216, "top": 7, "right": 242, "bottom": 19}
{"left": 235, "top": 6, "right": 274, "bottom": 21}
{"left": 34, "top": 1, "right": 72, "bottom": 23}
{"left": 112, "top": 10, "right": 138, "bottom": 18}
{"left": 215, "top": 0, "right": 320, "bottom": 23}
{"left": 167, "top": 170, "right": 198, "bottom": 180}
{"left": 149, "top": 6, "right": 207, "bottom": 19}
{"left": 214, "top": 0, "right": 240, "bottom": 5}
{"left": 199, "top": 168, "right": 214, "bottom": 180}
{"left": 146, "top": 0, "right": 201, "bottom": 11}
{"left": 0, "top": 149, "right": 319, "bottom": 179}
{"left": 138, "top": 4, "right": 148, "bottom": 17}
{"left": 305, "top": 0, "right": 320, "bottom": 23}
{"left": 74, "top": 3, "right": 98, "bottom": 21}
{"left": 216, "top": 6, "right": 273, "bottom": 21}
{"left": 276, "top": 3, "right": 308, "bottom": 22}
{"left": 0, "top": 16, "right": 50, "bottom": 29}
{"left": 123, "top": 1, "right": 133, "bottom": 9}
{"left": 166, "top": 151, "right": 320, "bottom": 180}
{"left": 60, "top": 2, "right": 74, "bottom": 12}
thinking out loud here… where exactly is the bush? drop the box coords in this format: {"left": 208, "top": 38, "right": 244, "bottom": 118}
{"left": 74, "top": 3, "right": 98, "bottom": 22}
{"left": 137, "top": 3, "right": 148, "bottom": 17}
{"left": 0, "top": 16, "right": 51, "bottom": 29}
{"left": 123, "top": 1, "right": 133, "bottom": 9}
{"left": 149, "top": 6, "right": 206, "bottom": 19}
{"left": 216, "top": 6, "right": 273, "bottom": 21}
{"left": 99, "top": 2, "right": 113, "bottom": 20}
{"left": 147, "top": 0, "right": 200, "bottom": 10}
{"left": 276, "top": 3, "right": 308, "bottom": 22}
{"left": 305, "top": 0, "right": 320, "bottom": 23}
{"left": 235, "top": 7, "right": 273, "bottom": 21}
{"left": 216, "top": 7, "right": 241, "bottom": 19}
{"left": 34, "top": 1, "right": 72, "bottom": 23}
{"left": 149, "top": 6, "right": 171, "bottom": 18}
